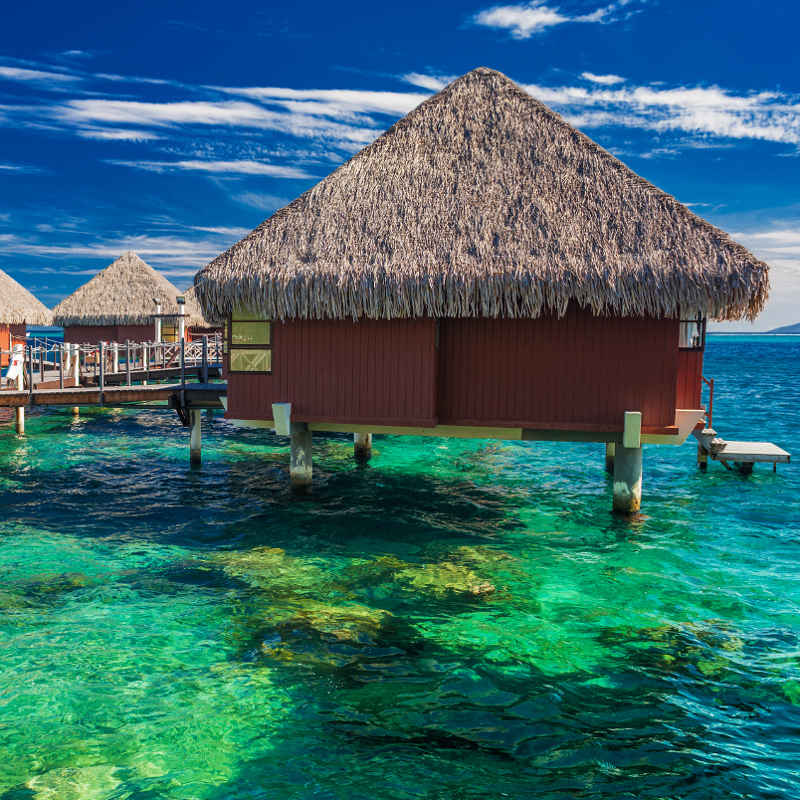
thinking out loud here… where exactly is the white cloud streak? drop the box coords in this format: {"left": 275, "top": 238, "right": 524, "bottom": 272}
{"left": 108, "top": 158, "right": 313, "bottom": 178}
{"left": 581, "top": 71, "right": 625, "bottom": 85}
{"left": 473, "top": 1, "right": 637, "bottom": 38}
{"left": 0, "top": 65, "right": 79, "bottom": 83}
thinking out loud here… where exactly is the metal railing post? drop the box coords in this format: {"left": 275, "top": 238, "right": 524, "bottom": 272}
{"left": 201, "top": 337, "right": 208, "bottom": 384}
{"left": 180, "top": 338, "right": 186, "bottom": 388}
{"left": 26, "top": 345, "right": 33, "bottom": 396}
{"left": 59, "top": 343, "right": 64, "bottom": 389}
{"left": 126, "top": 341, "right": 132, "bottom": 385}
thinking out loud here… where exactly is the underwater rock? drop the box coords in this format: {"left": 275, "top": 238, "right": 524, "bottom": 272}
{"left": 213, "top": 546, "right": 330, "bottom": 595}
{"left": 26, "top": 765, "right": 119, "bottom": 800}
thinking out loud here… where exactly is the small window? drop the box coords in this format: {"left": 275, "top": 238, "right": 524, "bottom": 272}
{"left": 230, "top": 349, "right": 272, "bottom": 372}
{"left": 229, "top": 312, "right": 271, "bottom": 373}
{"left": 161, "top": 321, "right": 178, "bottom": 343}
{"left": 231, "top": 320, "right": 270, "bottom": 346}
{"left": 679, "top": 317, "right": 705, "bottom": 350}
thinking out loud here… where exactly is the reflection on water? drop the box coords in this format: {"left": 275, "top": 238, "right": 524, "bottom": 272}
{"left": 0, "top": 338, "right": 798, "bottom": 799}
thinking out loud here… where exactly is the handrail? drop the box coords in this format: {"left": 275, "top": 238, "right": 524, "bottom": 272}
{"left": 702, "top": 375, "right": 714, "bottom": 429}
{"left": 1, "top": 334, "right": 222, "bottom": 390}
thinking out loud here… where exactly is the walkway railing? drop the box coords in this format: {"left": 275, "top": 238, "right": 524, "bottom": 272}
{"left": 0, "top": 334, "right": 222, "bottom": 392}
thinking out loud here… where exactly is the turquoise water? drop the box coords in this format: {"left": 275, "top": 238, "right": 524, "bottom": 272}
{"left": 0, "top": 337, "right": 798, "bottom": 799}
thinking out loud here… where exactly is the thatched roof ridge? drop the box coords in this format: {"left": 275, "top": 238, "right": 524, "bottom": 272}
{"left": 0, "top": 269, "right": 52, "bottom": 325}
{"left": 182, "top": 285, "right": 213, "bottom": 327}
{"left": 53, "top": 252, "right": 186, "bottom": 326}
{"left": 195, "top": 67, "right": 769, "bottom": 323}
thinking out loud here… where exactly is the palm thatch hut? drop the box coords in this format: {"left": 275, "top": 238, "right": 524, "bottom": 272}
{"left": 53, "top": 251, "right": 190, "bottom": 345}
{"left": 193, "top": 67, "right": 769, "bottom": 509}
{"left": 183, "top": 285, "right": 222, "bottom": 340}
{"left": 0, "top": 268, "right": 51, "bottom": 367}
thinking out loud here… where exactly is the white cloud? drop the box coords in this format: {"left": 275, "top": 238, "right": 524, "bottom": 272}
{"left": 107, "top": 159, "right": 312, "bottom": 178}
{"left": 213, "top": 86, "right": 429, "bottom": 119}
{"left": 76, "top": 127, "right": 161, "bottom": 141}
{"left": 55, "top": 98, "right": 379, "bottom": 144}
{"left": 581, "top": 71, "right": 625, "bottom": 85}
{"left": 3, "top": 233, "right": 233, "bottom": 267}
{"left": 401, "top": 73, "right": 457, "bottom": 91}
{"left": 0, "top": 163, "right": 42, "bottom": 173}
{"left": 473, "top": 1, "right": 637, "bottom": 38}
{"left": 233, "top": 192, "right": 291, "bottom": 211}
{"left": 521, "top": 81, "right": 800, "bottom": 144}
{"left": 0, "top": 65, "right": 79, "bottom": 83}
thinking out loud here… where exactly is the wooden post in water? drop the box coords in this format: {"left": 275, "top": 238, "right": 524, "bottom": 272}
{"left": 612, "top": 412, "right": 643, "bottom": 514}
{"left": 290, "top": 422, "right": 313, "bottom": 490}
{"left": 15, "top": 346, "right": 24, "bottom": 435}
{"left": 697, "top": 444, "right": 708, "bottom": 472}
{"left": 605, "top": 442, "right": 615, "bottom": 473}
{"left": 190, "top": 409, "right": 202, "bottom": 465}
{"left": 354, "top": 432, "right": 372, "bottom": 462}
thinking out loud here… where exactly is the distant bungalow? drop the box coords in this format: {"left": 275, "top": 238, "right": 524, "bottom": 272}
{"left": 0, "top": 268, "right": 51, "bottom": 368}
{"left": 53, "top": 251, "right": 203, "bottom": 345}
{"left": 193, "top": 68, "right": 769, "bottom": 511}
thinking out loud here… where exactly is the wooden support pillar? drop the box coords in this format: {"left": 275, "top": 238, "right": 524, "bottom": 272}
{"left": 697, "top": 443, "right": 708, "bottom": 472}
{"left": 605, "top": 442, "right": 615, "bottom": 473}
{"left": 189, "top": 409, "right": 202, "bottom": 465}
{"left": 354, "top": 432, "right": 372, "bottom": 462}
{"left": 612, "top": 445, "right": 643, "bottom": 514}
{"left": 290, "top": 422, "right": 312, "bottom": 490}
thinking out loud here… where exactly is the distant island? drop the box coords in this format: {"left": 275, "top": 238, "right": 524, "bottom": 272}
{"left": 768, "top": 322, "right": 800, "bottom": 334}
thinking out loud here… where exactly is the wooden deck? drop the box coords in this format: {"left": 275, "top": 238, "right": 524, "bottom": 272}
{"left": 693, "top": 427, "right": 791, "bottom": 472}
{"left": 0, "top": 382, "right": 227, "bottom": 410}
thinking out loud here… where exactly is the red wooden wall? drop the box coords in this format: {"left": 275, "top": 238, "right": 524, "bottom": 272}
{"left": 438, "top": 313, "right": 680, "bottom": 429}
{"left": 63, "top": 324, "right": 157, "bottom": 345}
{"left": 228, "top": 319, "right": 438, "bottom": 425}
{"left": 1, "top": 324, "right": 25, "bottom": 368}
{"left": 228, "top": 311, "right": 703, "bottom": 432}
{"left": 676, "top": 349, "right": 704, "bottom": 408}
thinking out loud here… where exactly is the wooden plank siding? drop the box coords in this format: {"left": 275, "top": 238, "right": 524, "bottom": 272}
{"left": 438, "top": 312, "right": 680, "bottom": 429}
{"left": 227, "top": 319, "right": 438, "bottom": 425}
{"left": 0, "top": 324, "right": 25, "bottom": 368}
{"left": 63, "top": 324, "right": 156, "bottom": 345}
{"left": 227, "top": 311, "right": 700, "bottom": 431}
{"left": 676, "top": 349, "right": 704, "bottom": 409}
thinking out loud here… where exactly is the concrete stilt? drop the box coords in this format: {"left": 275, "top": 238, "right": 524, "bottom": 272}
{"left": 604, "top": 442, "right": 615, "bottom": 473}
{"left": 190, "top": 409, "right": 202, "bottom": 465}
{"left": 354, "top": 432, "right": 372, "bottom": 462}
{"left": 15, "top": 406, "right": 24, "bottom": 435}
{"left": 697, "top": 443, "right": 708, "bottom": 472}
{"left": 612, "top": 445, "right": 643, "bottom": 514}
{"left": 290, "top": 422, "right": 313, "bottom": 490}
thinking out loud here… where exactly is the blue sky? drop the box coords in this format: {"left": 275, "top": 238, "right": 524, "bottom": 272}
{"left": 1, "top": 0, "right": 798, "bottom": 329}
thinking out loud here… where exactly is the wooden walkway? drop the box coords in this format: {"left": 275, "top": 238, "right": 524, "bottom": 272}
{"left": 0, "top": 382, "right": 227, "bottom": 410}
{"left": 693, "top": 427, "right": 791, "bottom": 473}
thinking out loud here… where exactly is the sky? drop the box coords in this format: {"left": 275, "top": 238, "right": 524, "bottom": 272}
{"left": 1, "top": 0, "right": 798, "bottom": 330}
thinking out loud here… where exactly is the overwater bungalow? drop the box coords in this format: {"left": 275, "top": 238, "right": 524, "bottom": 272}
{"left": 0, "top": 268, "right": 51, "bottom": 368}
{"left": 193, "top": 67, "right": 769, "bottom": 511}
{"left": 53, "top": 251, "right": 198, "bottom": 345}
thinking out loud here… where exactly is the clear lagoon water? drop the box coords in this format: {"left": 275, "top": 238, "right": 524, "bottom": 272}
{"left": 0, "top": 335, "right": 798, "bottom": 799}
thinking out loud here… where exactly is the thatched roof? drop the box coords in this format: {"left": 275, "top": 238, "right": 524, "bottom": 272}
{"left": 195, "top": 67, "right": 769, "bottom": 323}
{"left": 53, "top": 252, "right": 186, "bottom": 326}
{"left": 182, "top": 285, "right": 215, "bottom": 328}
{"left": 0, "top": 268, "right": 52, "bottom": 325}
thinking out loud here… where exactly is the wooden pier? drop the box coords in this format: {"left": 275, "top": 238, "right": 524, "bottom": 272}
{"left": 693, "top": 427, "right": 791, "bottom": 473}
